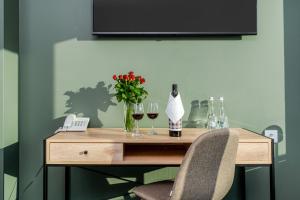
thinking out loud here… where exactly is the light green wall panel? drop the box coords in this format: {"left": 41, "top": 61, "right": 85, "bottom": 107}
{"left": 2, "top": 48, "right": 18, "bottom": 148}
{"left": 4, "top": 174, "right": 17, "bottom": 200}
{"left": 0, "top": 47, "right": 3, "bottom": 150}
{"left": 19, "top": 0, "right": 285, "bottom": 199}
{"left": 0, "top": 151, "right": 3, "bottom": 200}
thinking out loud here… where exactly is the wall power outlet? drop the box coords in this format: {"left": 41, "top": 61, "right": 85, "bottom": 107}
{"left": 264, "top": 130, "right": 278, "bottom": 143}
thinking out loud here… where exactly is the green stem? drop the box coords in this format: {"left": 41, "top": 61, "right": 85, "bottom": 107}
{"left": 125, "top": 103, "right": 134, "bottom": 132}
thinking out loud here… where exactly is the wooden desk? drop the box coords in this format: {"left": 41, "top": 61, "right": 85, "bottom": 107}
{"left": 43, "top": 128, "right": 275, "bottom": 200}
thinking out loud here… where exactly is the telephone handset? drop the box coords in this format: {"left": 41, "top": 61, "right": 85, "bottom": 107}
{"left": 55, "top": 114, "right": 90, "bottom": 133}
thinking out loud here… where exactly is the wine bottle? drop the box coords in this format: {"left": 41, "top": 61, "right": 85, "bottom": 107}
{"left": 169, "top": 84, "right": 182, "bottom": 137}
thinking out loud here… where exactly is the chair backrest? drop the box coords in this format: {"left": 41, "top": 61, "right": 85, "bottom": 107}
{"left": 171, "top": 129, "right": 239, "bottom": 200}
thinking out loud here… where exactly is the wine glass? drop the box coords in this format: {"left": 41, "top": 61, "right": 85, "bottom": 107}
{"left": 132, "top": 103, "right": 144, "bottom": 136}
{"left": 147, "top": 102, "right": 159, "bottom": 135}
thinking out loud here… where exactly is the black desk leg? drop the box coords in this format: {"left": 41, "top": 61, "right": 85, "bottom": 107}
{"left": 270, "top": 164, "right": 275, "bottom": 200}
{"left": 65, "top": 166, "right": 71, "bottom": 200}
{"left": 43, "top": 164, "right": 48, "bottom": 200}
{"left": 240, "top": 166, "right": 246, "bottom": 200}
{"left": 270, "top": 140, "right": 276, "bottom": 200}
{"left": 43, "top": 139, "right": 48, "bottom": 200}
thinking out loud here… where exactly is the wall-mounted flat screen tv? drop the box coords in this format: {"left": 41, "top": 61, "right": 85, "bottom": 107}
{"left": 93, "top": 0, "right": 257, "bottom": 36}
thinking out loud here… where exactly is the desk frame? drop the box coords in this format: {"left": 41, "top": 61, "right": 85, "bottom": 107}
{"left": 43, "top": 129, "right": 275, "bottom": 200}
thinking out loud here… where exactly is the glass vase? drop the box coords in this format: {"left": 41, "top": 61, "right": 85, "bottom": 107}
{"left": 123, "top": 102, "right": 134, "bottom": 132}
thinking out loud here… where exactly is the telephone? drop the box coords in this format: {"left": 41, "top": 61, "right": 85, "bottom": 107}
{"left": 55, "top": 114, "right": 90, "bottom": 133}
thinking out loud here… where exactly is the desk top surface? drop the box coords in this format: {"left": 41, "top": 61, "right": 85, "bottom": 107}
{"left": 47, "top": 128, "right": 270, "bottom": 143}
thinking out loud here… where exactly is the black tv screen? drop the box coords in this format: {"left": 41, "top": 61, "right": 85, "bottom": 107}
{"left": 93, "top": 0, "right": 257, "bottom": 36}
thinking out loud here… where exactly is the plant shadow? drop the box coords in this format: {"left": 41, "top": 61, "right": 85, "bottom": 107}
{"left": 64, "top": 81, "right": 117, "bottom": 127}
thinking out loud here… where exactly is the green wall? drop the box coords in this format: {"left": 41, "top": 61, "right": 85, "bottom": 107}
{"left": 2, "top": 0, "right": 18, "bottom": 149}
{"left": 19, "top": 0, "right": 285, "bottom": 199}
{"left": 282, "top": 0, "right": 300, "bottom": 199}
{"left": 1, "top": 0, "right": 19, "bottom": 199}
{"left": 0, "top": 0, "right": 4, "bottom": 151}
{"left": 0, "top": 0, "right": 4, "bottom": 198}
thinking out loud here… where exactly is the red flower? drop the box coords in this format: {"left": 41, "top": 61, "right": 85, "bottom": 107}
{"left": 129, "top": 74, "right": 135, "bottom": 81}
{"left": 123, "top": 75, "right": 128, "bottom": 80}
{"left": 140, "top": 77, "right": 145, "bottom": 84}
{"left": 129, "top": 71, "right": 134, "bottom": 76}
{"left": 112, "top": 71, "right": 148, "bottom": 106}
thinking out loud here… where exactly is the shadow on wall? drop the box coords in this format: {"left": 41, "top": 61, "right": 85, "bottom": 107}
{"left": 263, "top": 125, "right": 285, "bottom": 159}
{"left": 64, "top": 81, "right": 116, "bottom": 127}
{"left": 184, "top": 100, "right": 208, "bottom": 128}
{"left": 4, "top": 0, "right": 19, "bottom": 52}
{"left": 4, "top": 143, "right": 19, "bottom": 180}
{"left": 263, "top": 125, "right": 284, "bottom": 142}
{"left": 70, "top": 166, "right": 175, "bottom": 200}
{"left": 3, "top": 143, "right": 19, "bottom": 199}
{"left": 244, "top": 125, "right": 285, "bottom": 200}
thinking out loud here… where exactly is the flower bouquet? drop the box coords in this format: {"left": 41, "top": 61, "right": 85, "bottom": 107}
{"left": 112, "top": 71, "right": 148, "bottom": 132}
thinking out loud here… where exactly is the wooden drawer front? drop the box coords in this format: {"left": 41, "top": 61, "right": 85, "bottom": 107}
{"left": 48, "top": 143, "right": 123, "bottom": 164}
{"left": 236, "top": 142, "right": 271, "bottom": 164}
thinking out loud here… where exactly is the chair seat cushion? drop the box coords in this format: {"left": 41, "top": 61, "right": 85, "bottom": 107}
{"left": 133, "top": 180, "right": 174, "bottom": 200}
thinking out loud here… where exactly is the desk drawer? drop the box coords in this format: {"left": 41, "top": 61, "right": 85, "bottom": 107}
{"left": 236, "top": 142, "right": 271, "bottom": 164}
{"left": 48, "top": 143, "right": 123, "bottom": 164}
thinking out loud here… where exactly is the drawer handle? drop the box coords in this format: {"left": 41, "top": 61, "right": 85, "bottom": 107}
{"left": 79, "top": 150, "right": 88, "bottom": 155}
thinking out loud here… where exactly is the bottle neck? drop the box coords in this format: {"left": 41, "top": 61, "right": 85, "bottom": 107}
{"left": 171, "top": 90, "right": 178, "bottom": 97}
{"left": 209, "top": 100, "right": 215, "bottom": 114}
{"left": 219, "top": 101, "right": 224, "bottom": 115}
{"left": 171, "top": 84, "right": 178, "bottom": 97}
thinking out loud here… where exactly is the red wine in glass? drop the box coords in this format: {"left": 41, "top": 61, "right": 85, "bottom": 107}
{"left": 147, "top": 113, "right": 159, "bottom": 119}
{"left": 132, "top": 103, "right": 144, "bottom": 136}
{"left": 147, "top": 102, "right": 159, "bottom": 135}
{"left": 132, "top": 113, "right": 144, "bottom": 120}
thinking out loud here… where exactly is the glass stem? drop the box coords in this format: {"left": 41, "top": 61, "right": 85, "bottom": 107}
{"left": 136, "top": 120, "right": 139, "bottom": 133}
{"left": 152, "top": 120, "right": 154, "bottom": 132}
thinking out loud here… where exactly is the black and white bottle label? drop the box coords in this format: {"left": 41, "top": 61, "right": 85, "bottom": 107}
{"left": 169, "top": 119, "right": 182, "bottom": 131}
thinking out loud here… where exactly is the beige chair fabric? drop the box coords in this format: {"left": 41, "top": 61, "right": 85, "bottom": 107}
{"left": 133, "top": 129, "right": 239, "bottom": 200}
{"left": 132, "top": 180, "right": 174, "bottom": 200}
